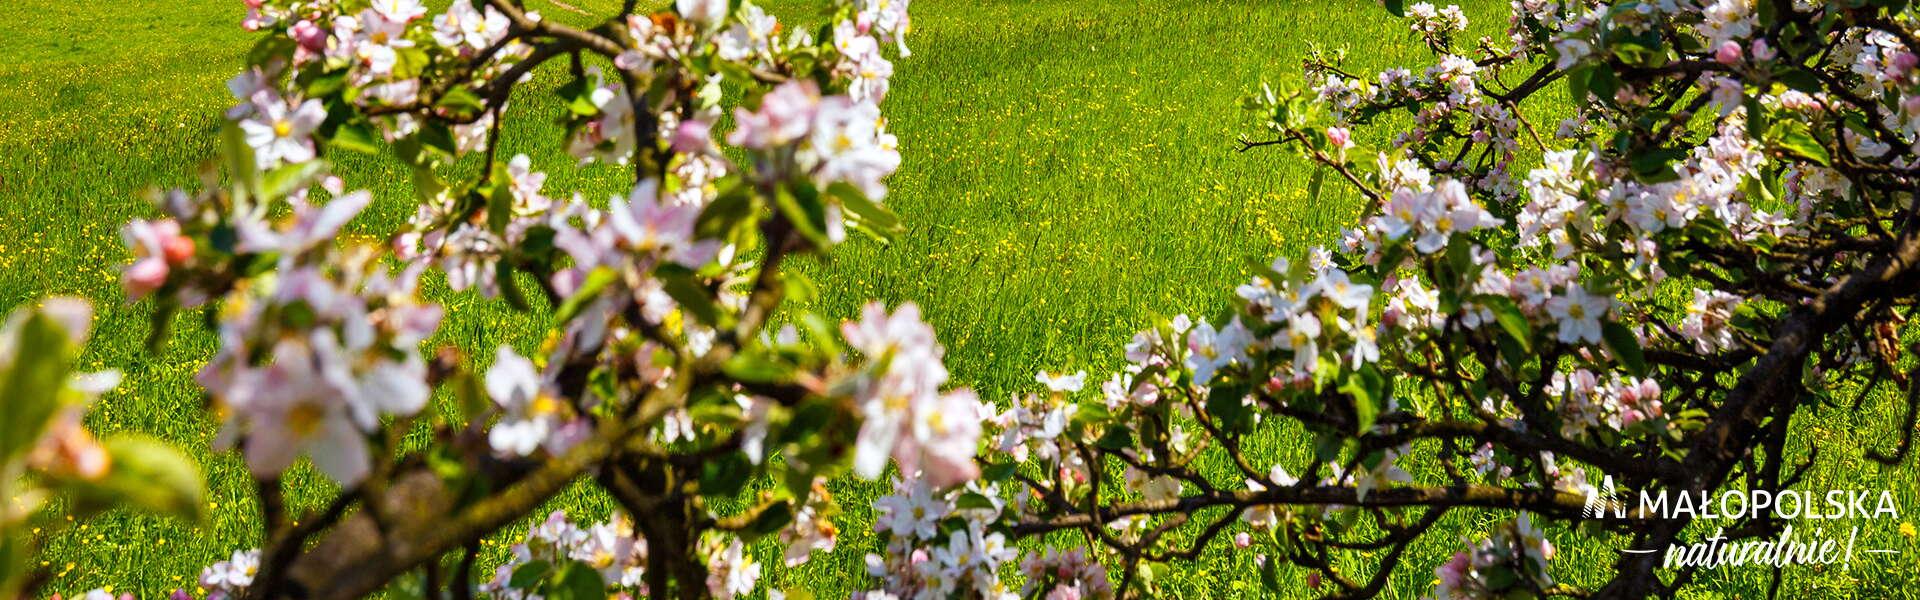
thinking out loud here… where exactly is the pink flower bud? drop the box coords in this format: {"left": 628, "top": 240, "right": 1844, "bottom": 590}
{"left": 1307, "top": 571, "right": 1323, "bottom": 589}
{"left": 1750, "top": 38, "right": 1775, "bottom": 61}
{"left": 1714, "top": 41, "right": 1742, "bottom": 65}
{"left": 123, "top": 258, "right": 169, "bottom": 299}
{"left": 292, "top": 20, "right": 327, "bottom": 51}
{"left": 672, "top": 118, "right": 713, "bottom": 153}
{"left": 1326, "top": 126, "right": 1352, "bottom": 150}
{"left": 1234, "top": 532, "right": 1253, "bottom": 548}
{"left": 1264, "top": 376, "right": 1287, "bottom": 394}
{"left": 1896, "top": 52, "right": 1920, "bottom": 74}
{"left": 163, "top": 235, "right": 196, "bottom": 265}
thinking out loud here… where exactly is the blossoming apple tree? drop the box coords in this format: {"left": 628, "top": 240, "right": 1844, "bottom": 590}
{"left": 911, "top": 0, "right": 1920, "bottom": 598}
{"left": 9, "top": 0, "right": 1920, "bottom": 597}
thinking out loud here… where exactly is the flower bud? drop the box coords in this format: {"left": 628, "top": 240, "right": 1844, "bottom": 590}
{"left": 672, "top": 118, "right": 713, "bottom": 154}
{"left": 1326, "top": 126, "right": 1352, "bottom": 150}
{"left": 292, "top": 20, "right": 327, "bottom": 51}
{"left": 1895, "top": 52, "right": 1920, "bottom": 75}
{"left": 163, "top": 234, "right": 196, "bottom": 265}
{"left": 1714, "top": 40, "right": 1742, "bottom": 65}
{"left": 123, "top": 258, "right": 169, "bottom": 300}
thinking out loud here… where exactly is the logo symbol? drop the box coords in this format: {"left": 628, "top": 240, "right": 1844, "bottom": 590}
{"left": 1584, "top": 475, "right": 1624, "bottom": 519}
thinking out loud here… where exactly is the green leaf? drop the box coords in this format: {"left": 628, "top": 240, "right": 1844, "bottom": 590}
{"left": 1774, "top": 67, "right": 1824, "bottom": 95}
{"left": 695, "top": 184, "right": 756, "bottom": 240}
{"left": 391, "top": 47, "right": 432, "bottom": 80}
{"left": 220, "top": 123, "right": 260, "bottom": 200}
{"left": 246, "top": 35, "right": 295, "bottom": 69}
{"left": 1772, "top": 122, "right": 1832, "bottom": 167}
{"left": 1743, "top": 95, "right": 1769, "bottom": 140}
{"left": 698, "top": 453, "right": 753, "bottom": 497}
{"left": 1602, "top": 321, "right": 1647, "bottom": 377}
{"left": 486, "top": 173, "right": 514, "bottom": 234}
{"left": 774, "top": 183, "right": 831, "bottom": 247}
{"left": 662, "top": 271, "right": 722, "bottom": 326}
{"left": 1205, "top": 381, "right": 1254, "bottom": 434}
{"left": 508, "top": 560, "right": 552, "bottom": 589}
{"left": 1565, "top": 65, "right": 1593, "bottom": 105}
{"left": 1259, "top": 551, "right": 1285, "bottom": 591}
{"left": 783, "top": 269, "right": 819, "bottom": 304}
{"left": 0, "top": 310, "right": 80, "bottom": 460}
{"left": 496, "top": 261, "right": 532, "bottom": 312}
{"left": 826, "top": 182, "right": 901, "bottom": 241}
{"left": 261, "top": 160, "right": 328, "bottom": 199}
{"left": 1629, "top": 147, "right": 1686, "bottom": 182}
{"left": 723, "top": 351, "right": 792, "bottom": 384}
{"left": 304, "top": 69, "right": 350, "bottom": 98}
{"left": 1069, "top": 402, "right": 1111, "bottom": 430}
{"left": 1095, "top": 424, "right": 1133, "bottom": 451}
{"left": 331, "top": 121, "right": 381, "bottom": 155}
{"left": 557, "top": 77, "right": 601, "bottom": 117}
{"left": 59, "top": 435, "right": 207, "bottom": 522}
{"left": 737, "top": 501, "right": 794, "bottom": 542}
{"left": 554, "top": 267, "right": 618, "bottom": 325}
{"left": 435, "top": 86, "right": 487, "bottom": 119}
{"left": 1339, "top": 368, "right": 1385, "bottom": 434}
{"left": 416, "top": 122, "right": 459, "bottom": 158}
{"left": 1383, "top": 0, "right": 1406, "bottom": 16}
{"left": 954, "top": 492, "right": 998, "bottom": 511}
{"left": 1481, "top": 296, "right": 1533, "bottom": 353}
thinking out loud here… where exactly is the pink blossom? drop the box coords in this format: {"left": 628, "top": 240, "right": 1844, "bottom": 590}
{"left": 672, "top": 118, "right": 714, "bottom": 154}
{"left": 120, "top": 218, "right": 192, "bottom": 300}
{"left": 1326, "top": 125, "right": 1352, "bottom": 150}
{"left": 1714, "top": 40, "right": 1742, "bottom": 65}
{"left": 729, "top": 80, "right": 819, "bottom": 149}
{"left": 291, "top": 20, "right": 327, "bottom": 51}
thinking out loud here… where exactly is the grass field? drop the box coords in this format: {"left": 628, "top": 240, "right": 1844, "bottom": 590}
{"left": 3, "top": 0, "right": 1918, "bottom": 598}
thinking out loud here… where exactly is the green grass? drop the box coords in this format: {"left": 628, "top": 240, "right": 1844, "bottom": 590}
{"left": 3, "top": 0, "right": 1918, "bottom": 598}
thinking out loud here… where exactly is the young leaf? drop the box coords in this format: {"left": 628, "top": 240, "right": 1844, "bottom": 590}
{"left": 1772, "top": 122, "right": 1832, "bottom": 167}
{"left": 59, "top": 435, "right": 208, "bottom": 523}
{"left": 0, "top": 311, "right": 79, "bottom": 460}
{"left": 554, "top": 267, "right": 618, "bottom": 325}
{"left": 1481, "top": 296, "right": 1534, "bottom": 353}
{"left": 737, "top": 501, "right": 795, "bottom": 542}
{"left": 1602, "top": 322, "right": 1648, "bottom": 377}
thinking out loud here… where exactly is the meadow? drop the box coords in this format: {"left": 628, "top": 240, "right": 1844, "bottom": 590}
{"left": 2, "top": 0, "right": 1916, "bottom": 597}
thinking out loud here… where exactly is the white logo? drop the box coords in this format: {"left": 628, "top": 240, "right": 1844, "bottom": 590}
{"left": 1584, "top": 475, "right": 1624, "bottom": 519}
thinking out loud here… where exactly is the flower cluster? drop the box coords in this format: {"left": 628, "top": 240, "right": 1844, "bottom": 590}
{"left": 842, "top": 302, "right": 983, "bottom": 488}
{"left": 864, "top": 478, "right": 1018, "bottom": 599}
{"left": 198, "top": 549, "right": 261, "bottom": 600}
{"left": 1548, "top": 370, "right": 1665, "bottom": 438}
{"left": 731, "top": 79, "right": 902, "bottom": 202}
{"left": 987, "top": 371, "right": 1107, "bottom": 490}
{"left": 1406, "top": 3, "right": 1469, "bottom": 41}
{"left": 1017, "top": 549, "right": 1114, "bottom": 600}
{"left": 1366, "top": 177, "right": 1504, "bottom": 256}
{"left": 480, "top": 511, "right": 650, "bottom": 598}
{"left": 1430, "top": 515, "right": 1555, "bottom": 599}
{"left": 188, "top": 192, "right": 443, "bottom": 485}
